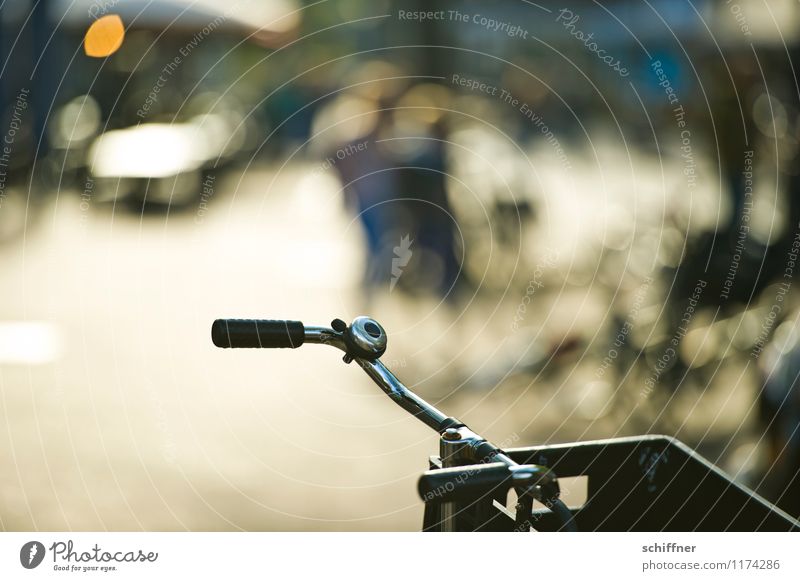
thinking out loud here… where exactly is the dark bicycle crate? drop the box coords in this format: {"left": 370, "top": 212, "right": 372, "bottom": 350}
{"left": 422, "top": 435, "right": 800, "bottom": 532}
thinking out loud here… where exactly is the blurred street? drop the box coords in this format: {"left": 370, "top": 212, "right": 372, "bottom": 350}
{"left": 1, "top": 164, "right": 429, "bottom": 530}
{"left": 0, "top": 157, "right": 762, "bottom": 530}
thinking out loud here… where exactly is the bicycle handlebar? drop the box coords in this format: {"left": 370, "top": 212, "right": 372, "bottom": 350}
{"left": 212, "top": 316, "right": 450, "bottom": 430}
{"left": 211, "top": 319, "right": 305, "bottom": 349}
{"left": 210, "top": 315, "right": 575, "bottom": 531}
{"left": 418, "top": 462, "right": 564, "bottom": 515}
{"left": 418, "top": 462, "right": 516, "bottom": 503}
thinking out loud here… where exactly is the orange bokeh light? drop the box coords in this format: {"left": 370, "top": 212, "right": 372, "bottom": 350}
{"left": 84, "top": 14, "right": 125, "bottom": 58}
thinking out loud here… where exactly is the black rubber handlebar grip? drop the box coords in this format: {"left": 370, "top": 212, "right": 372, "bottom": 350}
{"left": 211, "top": 319, "right": 305, "bottom": 349}
{"left": 417, "top": 462, "right": 511, "bottom": 503}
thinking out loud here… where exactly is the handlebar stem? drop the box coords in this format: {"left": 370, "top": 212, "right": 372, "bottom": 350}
{"left": 355, "top": 358, "right": 449, "bottom": 431}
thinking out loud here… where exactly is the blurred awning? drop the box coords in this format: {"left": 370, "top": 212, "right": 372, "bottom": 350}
{"left": 52, "top": 0, "right": 301, "bottom": 40}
